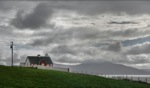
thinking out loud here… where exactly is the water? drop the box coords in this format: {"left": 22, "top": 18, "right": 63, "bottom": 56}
{"left": 99, "top": 75, "right": 150, "bottom": 83}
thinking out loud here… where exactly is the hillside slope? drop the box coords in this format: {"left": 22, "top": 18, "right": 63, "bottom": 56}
{"left": 0, "top": 65, "right": 150, "bottom": 88}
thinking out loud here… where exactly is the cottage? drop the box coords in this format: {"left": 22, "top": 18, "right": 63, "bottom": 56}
{"left": 20, "top": 53, "right": 69, "bottom": 72}
{"left": 24, "top": 54, "right": 53, "bottom": 67}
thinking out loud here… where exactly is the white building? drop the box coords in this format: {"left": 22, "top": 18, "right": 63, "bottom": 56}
{"left": 21, "top": 54, "right": 53, "bottom": 68}
{"left": 20, "top": 54, "right": 69, "bottom": 72}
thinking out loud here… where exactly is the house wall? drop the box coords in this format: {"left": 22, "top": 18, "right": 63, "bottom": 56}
{"left": 37, "top": 65, "right": 69, "bottom": 72}
{"left": 33, "top": 64, "right": 38, "bottom": 67}
{"left": 50, "top": 67, "right": 69, "bottom": 72}
{"left": 20, "top": 63, "right": 25, "bottom": 67}
{"left": 31, "top": 64, "right": 52, "bottom": 67}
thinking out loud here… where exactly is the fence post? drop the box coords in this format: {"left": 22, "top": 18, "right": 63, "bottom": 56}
{"left": 117, "top": 76, "right": 119, "bottom": 80}
{"left": 146, "top": 78, "right": 147, "bottom": 83}
{"left": 131, "top": 76, "right": 132, "bottom": 81}
{"left": 138, "top": 77, "right": 139, "bottom": 81}
{"left": 126, "top": 75, "right": 127, "bottom": 79}
{"left": 101, "top": 74, "right": 103, "bottom": 77}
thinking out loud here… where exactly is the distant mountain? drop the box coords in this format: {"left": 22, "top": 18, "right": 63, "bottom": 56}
{"left": 69, "top": 62, "right": 150, "bottom": 75}
{"left": 141, "top": 69, "right": 150, "bottom": 73}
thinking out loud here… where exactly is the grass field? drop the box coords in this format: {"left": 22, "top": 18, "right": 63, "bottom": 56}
{"left": 0, "top": 65, "right": 150, "bottom": 88}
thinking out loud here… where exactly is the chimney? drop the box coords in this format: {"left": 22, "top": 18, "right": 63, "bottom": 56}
{"left": 37, "top": 54, "right": 40, "bottom": 57}
{"left": 45, "top": 52, "right": 49, "bottom": 57}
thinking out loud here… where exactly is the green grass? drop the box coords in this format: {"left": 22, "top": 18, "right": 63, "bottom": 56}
{"left": 0, "top": 65, "right": 150, "bottom": 88}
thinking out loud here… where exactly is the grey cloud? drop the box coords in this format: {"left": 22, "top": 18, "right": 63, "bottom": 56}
{"left": 72, "top": 27, "right": 150, "bottom": 43}
{"left": 73, "top": 28, "right": 100, "bottom": 40}
{"left": 29, "top": 37, "right": 50, "bottom": 46}
{"left": 102, "top": 42, "right": 122, "bottom": 52}
{"left": 29, "top": 27, "right": 101, "bottom": 46}
{"left": 46, "top": 43, "right": 102, "bottom": 64}
{"left": 55, "top": 55, "right": 81, "bottom": 63}
{"left": 50, "top": 45, "right": 76, "bottom": 55}
{"left": 0, "top": 1, "right": 34, "bottom": 12}
{"left": 124, "top": 42, "right": 150, "bottom": 55}
{"left": 10, "top": 1, "right": 150, "bottom": 30}
{"left": 34, "top": 37, "right": 150, "bottom": 65}
{"left": 51, "top": 1, "right": 150, "bottom": 15}
{"left": 83, "top": 51, "right": 150, "bottom": 65}
{"left": 29, "top": 26, "right": 150, "bottom": 47}
{"left": 11, "top": 3, "right": 53, "bottom": 29}
{"left": 0, "top": 25, "right": 13, "bottom": 35}
{"left": 127, "top": 55, "right": 150, "bottom": 64}
{"left": 0, "top": 53, "right": 22, "bottom": 66}
{"left": 107, "top": 27, "right": 150, "bottom": 40}
{"left": 88, "top": 52, "right": 150, "bottom": 65}
{"left": 2, "top": 1, "right": 150, "bottom": 67}
{"left": 115, "top": 54, "right": 150, "bottom": 65}
{"left": 0, "top": 1, "right": 13, "bottom": 11}
{"left": 0, "top": 25, "right": 31, "bottom": 40}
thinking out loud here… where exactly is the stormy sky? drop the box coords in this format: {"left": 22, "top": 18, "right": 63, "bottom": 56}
{"left": 1, "top": 0, "right": 150, "bottom": 69}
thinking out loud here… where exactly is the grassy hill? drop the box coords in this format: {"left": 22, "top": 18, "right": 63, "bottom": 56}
{"left": 0, "top": 66, "right": 150, "bottom": 88}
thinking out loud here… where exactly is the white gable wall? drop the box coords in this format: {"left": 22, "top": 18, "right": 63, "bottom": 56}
{"left": 25, "top": 58, "right": 31, "bottom": 67}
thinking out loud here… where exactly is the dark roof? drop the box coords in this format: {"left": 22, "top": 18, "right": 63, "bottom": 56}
{"left": 26, "top": 56, "right": 53, "bottom": 65}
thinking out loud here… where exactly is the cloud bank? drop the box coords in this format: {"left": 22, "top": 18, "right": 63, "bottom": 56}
{"left": 0, "top": 1, "right": 150, "bottom": 69}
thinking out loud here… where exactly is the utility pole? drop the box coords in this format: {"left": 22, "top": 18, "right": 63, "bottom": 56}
{"left": 10, "top": 42, "right": 13, "bottom": 66}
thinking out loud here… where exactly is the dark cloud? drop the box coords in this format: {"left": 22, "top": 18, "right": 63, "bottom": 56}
{"left": 50, "top": 45, "right": 76, "bottom": 55}
{"left": 29, "top": 26, "right": 150, "bottom": 48}
{"left": 10, "top": 1, "right": 150, "bottom": 30}
{"left": 29, "top": 27, "right": 101, "bottom": 46}
{"left": 29, "top": 37, "right": 49, "bottom": 46}
{"left": 51, "top": 1, "right": 150, "bottom": 15}
{"left": 0, "top": 1, "right": 13, "bottom": 11}
{"left": 0, "top": 1, "right": 34, "bottom": 12}
{"left": 108, "top": 21, "right": 138, "bottom": 25}
{"left": 11, "top": 3, "right": 53, "bottom": 29}
{"left": 2, "top": 1, "right": 150, "bottom": 67}
{"left": 105, "top": 42, "right": 122, "bottom": 52}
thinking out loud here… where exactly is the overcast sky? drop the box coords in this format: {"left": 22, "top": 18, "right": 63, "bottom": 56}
{"left": 1, "top": 1, "right": 150, "bottom": 69}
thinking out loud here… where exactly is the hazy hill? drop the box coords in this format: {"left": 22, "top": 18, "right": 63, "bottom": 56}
{"left": 0, "top": 65, "right": 150, "bottom": 88}
{"left": 142, "top": 69, "right": 150, "bottom": 73}
{"left": 70, "top": 62, "right": 150, "bottom": 75}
